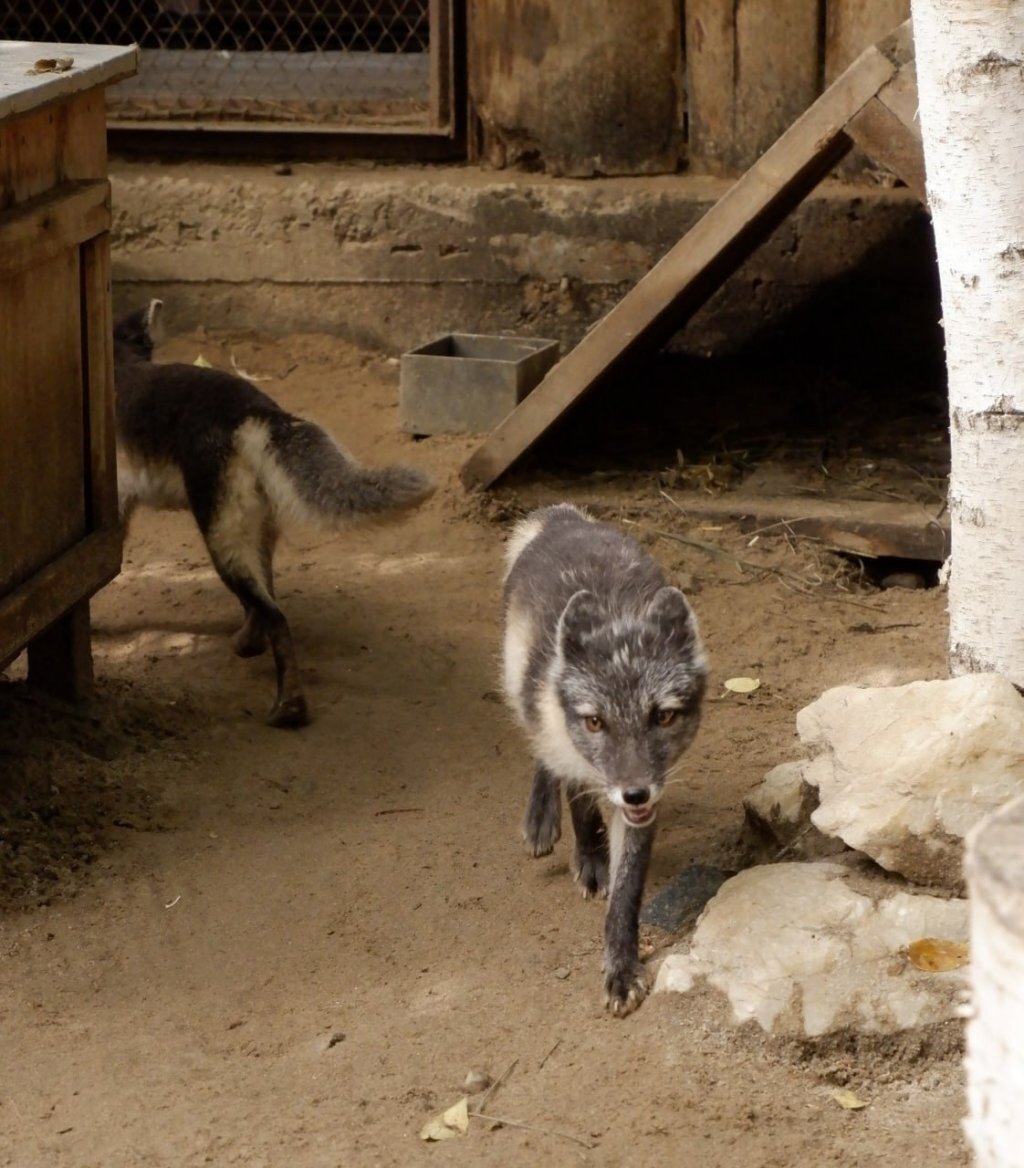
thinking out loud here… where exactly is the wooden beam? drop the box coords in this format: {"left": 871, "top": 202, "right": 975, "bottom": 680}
{"left": 460, "top": 24, "right": 913, "bottom": 490}
{"left": 845, "top": 92, "right": 926, "bottom": 200}
{"left": 0, "top": 179, "right": 111, "bottom": 278}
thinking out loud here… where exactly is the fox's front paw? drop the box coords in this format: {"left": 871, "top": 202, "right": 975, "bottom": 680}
{"left": 522, "top": 777, "right": 562, "bottom": 857}
{"left": 604, "top": 962, "right": 649, "bottom": 1017}
{"left": 573, "top": 846, "right": 609, "bottom": 899}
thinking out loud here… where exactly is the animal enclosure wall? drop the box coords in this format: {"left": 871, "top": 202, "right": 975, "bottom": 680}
{"left": 469, "top": 0, "right": 911, "bottom": 177}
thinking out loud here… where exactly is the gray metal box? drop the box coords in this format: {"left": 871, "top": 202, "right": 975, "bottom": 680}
{"left": 400, "top": 333, "right": 560, "bottom": 436}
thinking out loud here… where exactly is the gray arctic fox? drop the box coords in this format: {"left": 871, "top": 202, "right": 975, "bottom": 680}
{"left": 502, "top": 504, "right": 707, "bottom": 1015}
{"left": 113, "top": 299, "right": 435, "bottom": 728}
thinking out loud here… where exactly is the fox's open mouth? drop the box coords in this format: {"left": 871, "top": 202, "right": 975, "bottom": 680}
{"left": 621, "top": 805, "right": 656, "bottom": 827}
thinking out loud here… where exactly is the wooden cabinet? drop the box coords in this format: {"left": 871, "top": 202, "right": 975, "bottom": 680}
{"left": 0, "top": 42, "right": 137, "bottom": 698}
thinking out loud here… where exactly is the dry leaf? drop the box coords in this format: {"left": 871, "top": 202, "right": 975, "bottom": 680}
{"left": 829, "top": 1088, "right": 868, "bottom": 1111}
{"left": 723, "top": 677, "right": 760, "bottom": 694}
{"left": 906, "top": 938, "right": 969, "bottom": 973}
{"left": 28, "top": 56, "right": 74, "bottom": 75}
{"left": 420, "top": 1096, "right": 469, "bottom": 1141}
{"left": 193, "top": 354, "right": 213, "bottom": 368}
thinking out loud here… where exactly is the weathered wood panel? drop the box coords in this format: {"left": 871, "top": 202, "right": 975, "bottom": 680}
{"left": 0, "top": 248, "right": 86, "bottom": 595}
{"left": 825, "top": 0, "right": 911, "bottom": 82}
{"left": 686, "top": 0, "right": 821, "bottom": 175}
{"left": 468, "top": 0, "right": 684, "bottom": 176}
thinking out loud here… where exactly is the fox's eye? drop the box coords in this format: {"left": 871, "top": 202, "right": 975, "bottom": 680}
{"left": 583, "top": 715, "right": 605, "bottom": 733}
{"left": 654, "top": 708, "right": 677, "bottom": 728}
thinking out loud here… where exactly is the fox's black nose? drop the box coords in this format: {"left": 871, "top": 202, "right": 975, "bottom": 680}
{"left": 623, "top": 787, "right": 650, "bottom": 806}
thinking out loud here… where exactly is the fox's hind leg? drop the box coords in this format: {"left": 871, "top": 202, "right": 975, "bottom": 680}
{"left": 208, "top": 546, "right": 307, "bottom": 728}
{"left": 522, "top": 762, "right": 562, "bottom": 856}
{"left": 231, "top": 516, "right": 278, "bottom": 659}
{"left": 566, "top": 782, "right": 609, "bottom": 898}
{"left": 195, "top": 471, "right": 307, "bottom": 728}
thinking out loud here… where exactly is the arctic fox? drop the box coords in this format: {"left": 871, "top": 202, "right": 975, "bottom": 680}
{"left": 502, "top": 504, "right": 707, "bottom": 1015}
{"left": 113, "top": 300, "right": 435, "bottom": 728}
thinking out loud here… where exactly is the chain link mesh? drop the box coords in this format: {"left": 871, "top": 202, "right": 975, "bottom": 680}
{"left": 3, "top": 1, "right": 432, "bottom": 126}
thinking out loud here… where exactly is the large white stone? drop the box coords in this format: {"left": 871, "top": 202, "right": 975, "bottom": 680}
{"left": 742, "top": 760, "right": 847, "bottom": 861}
{"left": 655, "top": 862, "right": 969, "bottom": 1037}
{"left": 797, "top": 673, "right": 1024, "bottom": 888}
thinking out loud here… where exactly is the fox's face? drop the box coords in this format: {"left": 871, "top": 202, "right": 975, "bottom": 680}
{"left": 555, "top": 587, "right": 706, "bottom": 826}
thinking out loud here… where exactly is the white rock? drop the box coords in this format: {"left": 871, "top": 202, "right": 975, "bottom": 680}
{"left": 655, "top": 862, "right": 968, "bottom": 1037}
{"left": 797, "top": 673, "right": 1024, "bottom": 888}
{"left": 742, "top": 761, "right": 847, "bottom": 860}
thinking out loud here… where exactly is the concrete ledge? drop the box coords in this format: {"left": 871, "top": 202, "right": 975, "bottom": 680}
{"left": 110, "top": 161, "right": 932, "bottom": 355}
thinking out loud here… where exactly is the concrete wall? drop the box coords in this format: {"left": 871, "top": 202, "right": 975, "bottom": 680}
{"left": 110, "top": 162, "right": 933, "bottom": 359}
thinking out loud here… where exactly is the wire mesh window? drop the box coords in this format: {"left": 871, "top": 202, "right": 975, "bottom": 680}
{"left": 2, "top": 1, "right": 451, "bottom": 130}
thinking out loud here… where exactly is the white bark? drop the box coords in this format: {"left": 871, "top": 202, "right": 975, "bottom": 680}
{"left": 964, "top": 795, "right": 1024, "bottom": 1168}
{"left": 911, "top": 0, "right": 1024, "bottom": 681}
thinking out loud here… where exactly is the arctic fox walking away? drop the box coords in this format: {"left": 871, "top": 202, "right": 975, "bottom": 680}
{"left": 502, "top": 504, "right": 707, "bottom": 1015}
{"left": 113, "top": 300, "right": 435, "bottom": 728}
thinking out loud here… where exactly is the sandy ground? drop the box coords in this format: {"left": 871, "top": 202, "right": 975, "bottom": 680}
{"left": 0, "top": 328, "right": 966, "bottom": 1167}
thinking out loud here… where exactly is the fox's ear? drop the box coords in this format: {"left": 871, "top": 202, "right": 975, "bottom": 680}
{"left": 144, "top": 298, "right": 165, "bottom": 347}
{"left": 647, "top": 586, "right": 702, "bottom": 654}
{"left": 557, "top": 589, "right": 602, "bottom": 660}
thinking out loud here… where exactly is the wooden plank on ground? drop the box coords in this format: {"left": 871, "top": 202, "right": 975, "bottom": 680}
{"left": 686, "top": 0, "right": 821, "bottom": 175}
{"left": 668, "top": 493, "right": 949, "bottom": 562}
{"left": 460, "top": 24, "right": 912, "bottom": 490}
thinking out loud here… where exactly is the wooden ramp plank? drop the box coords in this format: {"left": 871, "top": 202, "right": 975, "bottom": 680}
{"left": 461, "top": 23, "right": 913, "bottom": 490}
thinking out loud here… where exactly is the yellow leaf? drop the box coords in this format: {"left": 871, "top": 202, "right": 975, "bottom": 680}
{"left": 420, "top": 1096, "right": 470, "bottom": 1141}
{"left": 724, "top": 677, "right": 760, "bottom": 694}
{"left": 906, "top": 938, "right": 969, "bottom": 973}
{"left": 829, "top": 1088, "right": 868, "bottom": 1111}
{"left": 193, "top": 354, "right": 213, "bottom": 368}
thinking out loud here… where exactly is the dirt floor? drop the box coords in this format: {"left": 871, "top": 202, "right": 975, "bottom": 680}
{"left": 0, "top": 326, "right": 966, "bottom": 1167}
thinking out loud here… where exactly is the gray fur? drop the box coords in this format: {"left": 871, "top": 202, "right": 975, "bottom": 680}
{"left": 502, "top": 504, "right": 707, "bottom": 1015}
{"left": 112, "top": 299, "right": 435, "bottom": 727}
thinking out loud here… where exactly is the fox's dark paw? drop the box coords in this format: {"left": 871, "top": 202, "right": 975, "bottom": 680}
{"left": 268, "top": 694, "right": 309, "bottom": 729}
{"left": 604, "top": 962, "right": 649, "bottom": 1017}
{"left": 522, "top": 807, "right": 561, "bottom": 857}
{"left": 573, "top": 847, "right": 609, "bottom": 899}
{"left": 522, "top": 771, "right": 562, "bottom": 856}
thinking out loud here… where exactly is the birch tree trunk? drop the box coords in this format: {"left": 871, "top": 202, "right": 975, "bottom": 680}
{"left": 912, "top": 3, "right": 1024, "bottom": 1163}
{"left": 911, "top": 0, "right": 1024, "bottom": 681}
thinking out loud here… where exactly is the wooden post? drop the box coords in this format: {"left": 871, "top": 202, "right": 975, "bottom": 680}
{"left": 27, "top": 601, "right": 94, "bottom": 700}
{"left": 686, "top": 0, "right": 821, "bottom": 175}
{"left": 965, "top": 794, "right": 1024, "bottom": 1166}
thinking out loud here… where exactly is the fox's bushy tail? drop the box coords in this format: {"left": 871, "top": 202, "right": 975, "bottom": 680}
{"left": 241, "top": 414, "right": 435, "bottom": 527}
